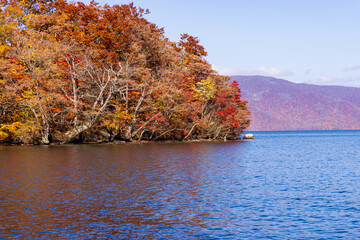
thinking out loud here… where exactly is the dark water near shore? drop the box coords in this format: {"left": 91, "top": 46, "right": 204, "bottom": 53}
{"left": 1, "top": 130, "right": 360, "bottom": 239}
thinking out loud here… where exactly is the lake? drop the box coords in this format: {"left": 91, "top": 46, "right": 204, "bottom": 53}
{"left": 1, "top": 130, "right": 360, "bottom": 239}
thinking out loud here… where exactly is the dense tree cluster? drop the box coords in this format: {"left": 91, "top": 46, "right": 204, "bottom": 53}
{"left": 0, "top": 0, "right": 250, "bottom": 144}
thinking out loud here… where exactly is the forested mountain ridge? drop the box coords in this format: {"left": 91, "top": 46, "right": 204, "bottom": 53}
{"left": 233, "top": 75, "right": 360, "bottom": 131}
{"left": 0, "top": 0, "right": 250, "bottom": 144}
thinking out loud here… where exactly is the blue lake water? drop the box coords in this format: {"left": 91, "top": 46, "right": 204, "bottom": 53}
{"left": 1, "top": 130, "right": 360, "bottom": 239}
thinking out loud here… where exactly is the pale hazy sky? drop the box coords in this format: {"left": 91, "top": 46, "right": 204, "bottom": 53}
{"left": 81, "top": 0, "right": 360, "bottom": 87}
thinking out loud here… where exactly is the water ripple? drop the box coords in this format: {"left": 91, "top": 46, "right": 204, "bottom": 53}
{"left": 1, "top": 131, "right": 360, "bottom": 239}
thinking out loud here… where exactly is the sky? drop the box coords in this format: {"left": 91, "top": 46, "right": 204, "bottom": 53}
{"left": 80, "top": 0, "right": 360, "bottom": 87}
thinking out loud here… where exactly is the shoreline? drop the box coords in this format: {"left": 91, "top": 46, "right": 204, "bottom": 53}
{"left": 0, "top": 138, "right": 244, "bottom": 147}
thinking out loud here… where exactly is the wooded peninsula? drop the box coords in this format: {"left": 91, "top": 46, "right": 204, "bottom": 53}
{"left": 0, "top": 0, "right": 250, "bottom": 145}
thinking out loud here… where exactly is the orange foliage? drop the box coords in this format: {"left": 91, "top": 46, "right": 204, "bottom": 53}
{"left": 0, "top": 0, "right": 250, "bottom": 144}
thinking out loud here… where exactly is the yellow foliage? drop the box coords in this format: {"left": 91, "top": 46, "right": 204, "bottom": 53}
{"left": 23, "top": 91, "right": 34, "bottom": 98}
{"left": 0, "top": 45, "right": 11, "bottom": 56}
{"left": 0, "top": 122, "right": 41, "bottom": 144}
{"left": 0, "top": 131, "right": 9, "bottom": 142}
{"left": 192, "top": 76, "right": 216, "bottom": 101}
{"left": 104, "top": 106, "right": 133, "bottom": 133}
{"left": 112, "top": 106, "right": 133, "bottom": 120}
{"left": 14, "top": 121, "right": 41, "bottom": 144}
{"left": 0, "top": 122, "right": 21, "bottom": 134}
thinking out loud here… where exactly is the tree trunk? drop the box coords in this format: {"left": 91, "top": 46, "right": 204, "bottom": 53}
{"left": 40, "top": 116, "right": 50, "bottom": 145}
{"left": 184, "top": 124, "right": 197, "bottom": 140}
{"left": 41, "top": 131, "right": 50, "bottom": 145}
{"left": 64, "top": 121, "right": 92, "bottom": 143}
{"left": 125, "top": 125, "right": 133, "bottom": 141}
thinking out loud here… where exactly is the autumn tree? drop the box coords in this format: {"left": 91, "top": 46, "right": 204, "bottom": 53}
{"left": 0, "top": 0, "right": 250, "bottom": 144}
{"left": 0, "top": 0, "right": 67, "bottom": 144}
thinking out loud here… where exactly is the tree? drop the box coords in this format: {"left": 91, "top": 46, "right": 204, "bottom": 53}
{"left": 0, "top": 0, "right": 250, "bottom": 144}
{"left": 0, "top": 0, "right": 65, "bottom": 144}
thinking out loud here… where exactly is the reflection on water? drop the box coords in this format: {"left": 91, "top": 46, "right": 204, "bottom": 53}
{"left": 1, "top": 131, "right": 360, "bottom": 239}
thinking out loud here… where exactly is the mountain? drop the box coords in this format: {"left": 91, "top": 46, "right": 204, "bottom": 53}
{"left": 233, "top": 75, "right": 360, "bottom": 131}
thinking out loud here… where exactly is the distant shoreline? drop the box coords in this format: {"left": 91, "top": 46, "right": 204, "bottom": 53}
{"left": 245, "top": 129, "right": 360, "bottom": 132}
